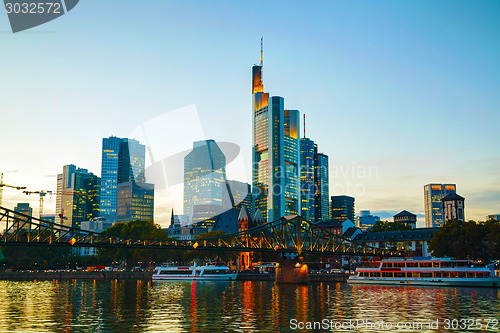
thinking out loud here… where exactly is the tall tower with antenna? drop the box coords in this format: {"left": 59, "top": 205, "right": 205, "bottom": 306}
{"left": 252, "top": 38, "right": 300, "bottom": 222}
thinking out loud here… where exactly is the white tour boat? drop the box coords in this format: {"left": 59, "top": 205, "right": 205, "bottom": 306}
{"left": 152, "top": 263, "right": 238, "bottom": 281}
{"left": 348, "top": 257, "right": 500, "bottom": 287}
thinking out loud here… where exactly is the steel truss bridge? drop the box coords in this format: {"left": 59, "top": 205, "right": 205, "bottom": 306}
{"left": 0, "top": 207, "right": 402, "bottom": 257}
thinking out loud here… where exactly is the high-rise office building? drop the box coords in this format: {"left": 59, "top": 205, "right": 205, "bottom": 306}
{"left": 117, "top": 181, "right": 154, "bottom": 223}
{"left": 14, "top": 203, "right": 32, "bottom": 219}
{"left": 300, "top": 138, "right": 329, "bottom": 222}
{"left": 331, "top": 195, "right": 355, "bottom": 223}
{"left": 314, "top": 146, "right": 329, "bottom": 222}
{"left": 56, "top": 165, "right": 100, "bottom": 228}
{"left": 300, "top": 138, "right": 315, "bottom": 222}
{"left": 424, "top": 183, "right": 456, "bottom": 227}
{"left": 100, "top": 136, "right": 147, "bottom": 222}
{"left": 252, "top": 43, "right": 300, "bottom": 222}
{"left": 184, "top": 140, "right": 226, "bottom": 224}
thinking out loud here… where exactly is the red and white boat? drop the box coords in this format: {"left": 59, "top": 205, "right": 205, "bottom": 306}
{"left": 348, "top": 258, "right": 500, "bottom": 287}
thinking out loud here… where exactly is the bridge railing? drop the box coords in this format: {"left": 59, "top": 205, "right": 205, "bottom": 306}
{"left": 0, "top": 207, "right": 402, "bottom": 256}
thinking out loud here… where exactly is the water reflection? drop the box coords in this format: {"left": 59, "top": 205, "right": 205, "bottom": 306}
{"left": 0, "top": 280, "right": 499, "bottom": 332}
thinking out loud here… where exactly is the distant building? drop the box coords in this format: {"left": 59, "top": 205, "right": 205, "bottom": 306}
{"left": 331, "top": 195, "right": 355, "bottom": 223}
{"left": 393, "top": 210, "right": 417, "bottom": 229}
{"left": 116, "top": 181, "right": 154, "bottom": 223}
{"left": 56, "top": 165, "right": 100, "bottom": 229}
{"left": 100, "top": 136, "right": 147, "bottom": 223}
{"left": 487, "top": 214, "right": 500, "bottom": 221}
{"left": 424, "top": 183, "right": 456, "bottom": 227}
{"left": 184, "top": 140, "right": 226, "bottom": 224}
{"left": 442, "top": 193, "right": 465, "bottom": 222}
{"left": 80, "top": 218, "right": 114, "bottom": 233}
{"left": 300, "top": 137, "right": 315, "bottom": 222}
{"left": 313, "top": 219, "right": 360, "bottom": 239}
{"left": 40, "top": 214, "right": 56, "bottom": 226}
{"left": 170, "top": 213, "right": 191, "bottom": 228}
{"left": 300, "top": 138, "right": 329, "bottom": 223}
{"left": 314, "top": 147, "right": 329, "bottom": 222}
{"left": 354, "top": 228, "right": 439, "bottom": 257}
{"left": 224, "top": 180, "right": 252, "bottom": 213}
{"left": 14, "top": 203, "right": 32, "bottom": 219}
{"left": 356, "top": 210, "right": 380, "bottom": 231}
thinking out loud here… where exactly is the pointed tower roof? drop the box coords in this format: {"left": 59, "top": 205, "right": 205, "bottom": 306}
{"left": 254, "top": 209, "right": 264, "bottom": 223}
{"left": 238, "top": 206, "right": 249, "bottom": 222}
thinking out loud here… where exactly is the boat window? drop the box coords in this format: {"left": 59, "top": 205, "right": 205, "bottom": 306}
{"left": 420, "top": 273, "right": 432, "bottom": 278}
{"left": 382, "top": 272, "right": 392, "bottom": 277}
{"left": 458, "top": 273, "right": 466, "bottom": 278}
{"left": 407, "top": 262, "right": 418, "bottom": 268}
{"left": 433, "top": 262, "right": 440, "bottom": 268}
{"left": 384, "top": 262, "right": 393, "bottom": 268}
{"left": 421, "top": 262, "right": 432, "bottom": 268}
{"left": 204, "top": 269, "right": 228, "bottom": 275}
{"left": 159, "top": 270, "right": 192, "bottom": 275}
{"left": 395, "top": 272, "right": 405, "bottom": 277}
{"left": 467, "top": 273, "right": 474, "bottom": 278}
{"left": 406, "top": 273, "right": 412, "bottom": 278}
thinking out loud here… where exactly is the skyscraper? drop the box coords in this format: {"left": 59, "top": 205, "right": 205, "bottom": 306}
{"left": 331, "top": 195, "right": 355, "bottom": 223}
{"left": 252, "top": 41, "right": 300, "bottom": 222}
{"left": 184, "top": 139, "right": 226, "bottom": 225}
{"left": 56, "top": 165, "right": 100, "bottom": 228}
{"left": 100, "top": 136, "right": 147, "bottom": 222}
{"left": 117, "top": 181, "right": 154, "bottom": 223}
{"left": 300, "top": 139, "right": 329, "bottom": 222}
{"left": 300, "top": 138, "right": 315, "bottom": 222}
{"left": 314, "top": 146, "right": 329, "bottom": 222}
{"left": 424, "top": 183, "right": 456, "bottom": 227}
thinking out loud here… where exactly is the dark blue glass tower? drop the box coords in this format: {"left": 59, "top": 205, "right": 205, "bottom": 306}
{"left": 100, "top": 136, "right": 146, "bottom": 222}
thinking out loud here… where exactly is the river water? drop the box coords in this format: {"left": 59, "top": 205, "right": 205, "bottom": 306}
{"left": 0, "top": 279, "right": 499, "bottom": 332}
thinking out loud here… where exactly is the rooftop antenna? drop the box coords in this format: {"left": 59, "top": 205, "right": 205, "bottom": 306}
{"left": 260, "top": 36, "right": 263, "bottom": 67}
{"left": 303, "top": 114, "right": 306, "bottom": 138}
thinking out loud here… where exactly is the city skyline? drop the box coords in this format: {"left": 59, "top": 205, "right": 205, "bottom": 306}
{"left": 1, "top": 1, "right": 499, "bottom": 226}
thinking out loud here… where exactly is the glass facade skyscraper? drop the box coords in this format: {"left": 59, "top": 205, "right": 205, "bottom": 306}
{"left": 424, "top": 183, "right": 456, "bottom": 227}
{"left": 300, "top": 138, "right": 315, "bottom": 222}
{"left": 184, "top": 140, "right": 226, "bottom": 224}
{"left": 117, "top": 181, "right": 154, "bottom": 223}
{"left": 314, "top": 147, "right": 329, "bottom": 222}
{"left": 252, "top": 58, "right": 300, "bottom": 222}
{"left": 300, "top": 139, "right": 329, "bottom": 222}
{"left": 56, "top": 165, "right": 100, "bottom": 228}
{"left": 331, "top": 195, "right": 355, "bottom": 223}
{"left": 100, "top": 136, "right": 147, "bottom": 222}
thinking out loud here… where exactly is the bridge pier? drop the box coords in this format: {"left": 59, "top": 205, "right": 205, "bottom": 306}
{"left": 275, "top": 257, "right": 308, "bottom": 284}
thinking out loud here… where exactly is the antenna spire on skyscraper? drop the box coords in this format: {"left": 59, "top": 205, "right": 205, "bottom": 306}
{"left": 260, "top": 36, "right": 263, "bottom": 67}
{"left": 304, "top": 114, "right": 306, "bottom": 138}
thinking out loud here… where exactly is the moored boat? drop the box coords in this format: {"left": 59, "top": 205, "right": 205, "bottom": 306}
{"left": 348, "top": 257, "right": 500, "bottom": 287}
{"left": 152, "top": 263, "right": 238, "bottom": 281}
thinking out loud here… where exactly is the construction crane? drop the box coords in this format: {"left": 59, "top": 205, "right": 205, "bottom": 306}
{"left": 0, "top": 173, "right": 27, "bottom": 206}
{"left": 22, "top": 190, "right": 53, "bottom": 218}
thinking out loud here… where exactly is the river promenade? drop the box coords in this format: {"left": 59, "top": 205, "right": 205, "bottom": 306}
{"left": 0, "top": 271, "right": 348, "bottom": 282}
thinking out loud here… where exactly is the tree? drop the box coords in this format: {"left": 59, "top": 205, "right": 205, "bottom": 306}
{"left": 369, "top": 220, "right": 412, "bottom": 232}
{"left": 99, "top": 219, "right": 170, "bottom": 268}
{"left": 429, "top": 219, "right": 499, "bottom": 261}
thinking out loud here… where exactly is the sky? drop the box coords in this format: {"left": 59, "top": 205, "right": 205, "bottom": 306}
{"left": 1, "top": 0, "right": 499, "bottom": 227}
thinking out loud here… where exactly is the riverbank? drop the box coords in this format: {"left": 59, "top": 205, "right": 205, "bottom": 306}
{"left": 0, "top": 271, "right": 349, "bottom": 282}
{"left": 0, "top": 271, "right": 153, "bottom": 280}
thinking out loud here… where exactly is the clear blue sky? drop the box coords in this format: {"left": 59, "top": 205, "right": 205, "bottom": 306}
{"left": 1, "top": 1, "right": 499, "bottom": 226}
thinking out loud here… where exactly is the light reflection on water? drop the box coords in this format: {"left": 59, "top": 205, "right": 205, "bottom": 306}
{"left": 0, "top": 280, "right": 498, "bottom": 332}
